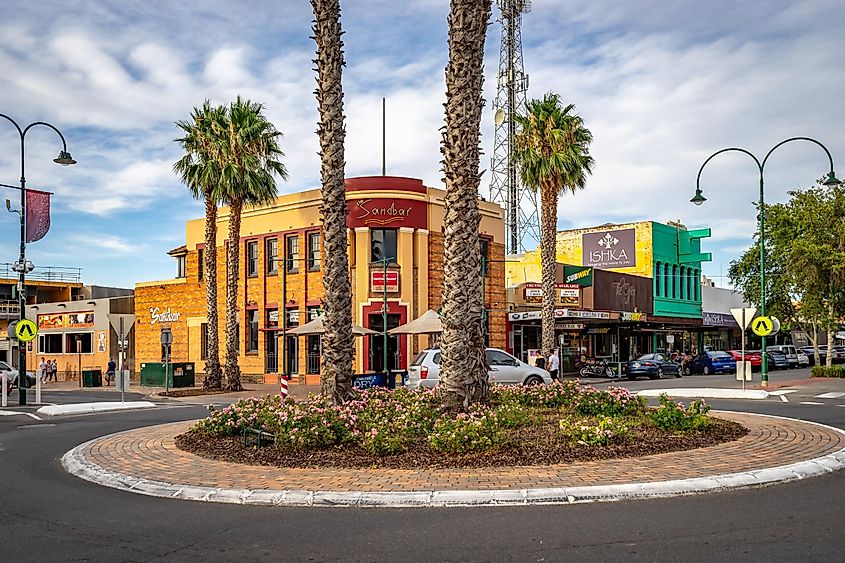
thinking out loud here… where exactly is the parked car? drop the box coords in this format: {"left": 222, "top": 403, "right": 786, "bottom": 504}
{"left": 763, "top": 349, "right": 789, "bottom": 370}
{"left": 405, "top": 348, "right": 552, "bottom": 389}
{"left": 727, "top": 350, "right": 762, "bottom": 371}
{"left": 796, "top": 350, "right": 810, "bottom": 367}
{"left": 625, "top": 353, "right": 681, "bottom": 380}
{"left": 0, "top": 361, "right": 34, "bottom": 391}
{"left": 767, "top": 345, "right": 799, "bottom": 368}
{"left": 688, "top": 351, "right": 737, "bottom": 375}
{"left": 800, "top": 346, "right": 827, "bottom": 366}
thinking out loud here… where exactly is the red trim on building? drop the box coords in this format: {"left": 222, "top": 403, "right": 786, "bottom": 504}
{"left": 345, "top": 176, "right": 426, "bottom": 194}
{"left": 305, "top": 299, "right": 322, "bottom": 307}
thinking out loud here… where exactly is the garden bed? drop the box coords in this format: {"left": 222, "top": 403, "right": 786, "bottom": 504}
{"left": 176, "top": 383, "right": 748, "bottom": 470}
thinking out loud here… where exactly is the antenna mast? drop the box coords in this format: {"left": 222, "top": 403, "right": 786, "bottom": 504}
{"left": 489, "top": 0, "right": 538, "bottom": 255}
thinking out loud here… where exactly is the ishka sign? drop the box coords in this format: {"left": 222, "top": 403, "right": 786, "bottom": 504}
{"left": 582, "top": 228, "right": 637, "bottom": 268}
{"left": 347, "top": 198, "right": 426, "bottom": 229}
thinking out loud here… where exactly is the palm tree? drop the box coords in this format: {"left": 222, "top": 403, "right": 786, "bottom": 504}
{"left": 216, "top": 97, "right": 288, "bottom": 391}
{"left": 173, "top": 102, "right": 227, "bottom": 389}
{"left": 438, "top": 0, "right": 493, "bottom": 412}
{"left": 311, "top": 0, "right": 355, "bottom": 404}
{"left": 515, "top": 93, "right": 594, "bottom": 359}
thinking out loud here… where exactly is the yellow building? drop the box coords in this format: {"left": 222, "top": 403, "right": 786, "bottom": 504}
{"left": 135, "top": 176, "right": 506, "bottom": 384}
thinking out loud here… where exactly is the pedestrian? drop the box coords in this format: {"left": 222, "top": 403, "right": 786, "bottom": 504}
{"left": 39, "top": 357, "right": 47, "bottom": 384}
{"left": 106, "top": 357, "right": 116, "bottom": 386}
{"left": 49, "top": 359, "right": 58, "bottom": 382}
{"left": 548, "top": 349, "right": 560, "bottom": 381}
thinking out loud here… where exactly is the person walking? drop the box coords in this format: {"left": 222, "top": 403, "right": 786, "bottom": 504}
{"left": 39, "top": 357, "right": 47, "bottom": 384}
{"left": 105, "top": 358, "right": 116, "bottom": 386}
{"left": 49, "top": 359, "right": 58, "bottom": 382}
{"left": 548, "top": 349, "right": 560, "bottom": 381}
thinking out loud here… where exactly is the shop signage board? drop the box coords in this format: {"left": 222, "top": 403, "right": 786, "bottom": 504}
{"left": 582, "top": 228, "right": 637, "bottom": 269}
{"left": 703, "top": 312, "right": 738, "bottom": 327}
{"left": 371, "top": 271, "right": 399, "bottom": 292}
{"left": 150, "top": 307, "right": 180, "bottom": 325}
{"left": 38, "top": 311, "right": 95, "bottom": 330}
{"left": 592, "top": 269, "right": 653, "bottom": 313}
{"left": 521, "top": 282, "right": 580, "bottom": 306}
{"left": 621, "top": 312, "right": 647, "bottom": 322}
{"left": 347, "top": 198, "right": 427, "bottom": 229}
{"left": 557, "top": 323, "right": 586, "bottom": 330}
{"left": 509, "top": 309, "right": 611, "bottom": 321}
{"left": 587, "top": 327, "right": 610, "bottom": 334}
{"left": 563, "top": 265, "right": 593, "bottom": 286}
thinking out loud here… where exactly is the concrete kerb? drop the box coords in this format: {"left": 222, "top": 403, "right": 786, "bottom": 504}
{"left": 637, "top": 388, "right": 770, "bottom": 400}
{"left": 61, "top": 411, "right": 845, "bottom": 508}
{"left": 37, "top": 401, "right": 157, "bottom": 416}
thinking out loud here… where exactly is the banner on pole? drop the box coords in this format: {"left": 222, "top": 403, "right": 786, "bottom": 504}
{"left": 25, "top": 189, "right": 52, "bottom": 243}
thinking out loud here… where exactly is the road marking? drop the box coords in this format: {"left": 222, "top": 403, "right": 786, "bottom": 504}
{"left": 17, "top": 424, "right": 55, "bottom": 429}
{"left": 0, "top": 411, "right": 29, "bottom": 417}
{"left": 799, "top": 401, "right": 825, "bottom": 405}
{"left": 769, "top": 390, "right": 798, "bottom": 396}
{"left": 815, "top": 392, "right": 845, "bottom": 399}
{"left": 780, "top": 396, "right": 789, "bottom": 403}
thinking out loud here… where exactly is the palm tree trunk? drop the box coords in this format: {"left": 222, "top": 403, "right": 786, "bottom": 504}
{"left": 203, "top": 193, "right": 222, "bottom": 389}
{"left": 438, "top": 0, "right": 492, "bottom": 413}
{"left": 539, "top": 180, "right": 558, "bottom": 359}
{"left": 311, "top": 0, "right": 354, "bottom": 404}
{"left": 223, "top": 198, "right": 243, "bottom": 391}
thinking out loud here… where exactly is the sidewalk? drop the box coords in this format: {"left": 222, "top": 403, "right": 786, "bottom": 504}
{"left": 63, "top": 411, "right": 845, "bottom": 507}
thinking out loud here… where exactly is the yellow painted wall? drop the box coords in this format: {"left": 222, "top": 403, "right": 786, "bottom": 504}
{"left": 506, "top": 222, "right": 654, "bottom": 286}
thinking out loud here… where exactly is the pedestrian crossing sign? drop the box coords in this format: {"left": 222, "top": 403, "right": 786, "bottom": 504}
{"left": 15, "top": 319, "right": 37, "bottom": 342}
{"left": 751, "top": 316, "right": 773, "bottom": 337}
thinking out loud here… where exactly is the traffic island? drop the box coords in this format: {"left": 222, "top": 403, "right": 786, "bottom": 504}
{"left": 62, "top": 410, "right": 845, "bottom": 507}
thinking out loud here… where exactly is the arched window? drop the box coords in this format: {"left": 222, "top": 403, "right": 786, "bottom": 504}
{"left": 680, "top": 267, "right": 686, "bottom": 300}
{"left": 687, "top": 268, "right": 693, "bottom": 300}
{"left": 672, "top": 265, "right": 678, "bottom": 299}
{"left": 694, "top": 270, "right": 700, "bottom": 301}
{"left": 665, "top": 264, "right": 671, "bottom": 299}
{"left": 655, "top": 262, "right": 662, "bottom": 297}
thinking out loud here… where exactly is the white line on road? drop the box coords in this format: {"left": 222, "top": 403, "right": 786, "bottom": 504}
{"left": 769, "top": 390, "right": 798, "bottom": 396}
{"left": 814, "top": 392, "right": 845, "bottom": 399}
{"left": 799, "top": 401, "right": 825, "bottom": 405}
{"left": 780, "top": 396, "right": 789, "bottom": 403}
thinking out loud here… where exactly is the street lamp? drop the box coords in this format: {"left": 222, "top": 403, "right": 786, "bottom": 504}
{"left": 0, "top": 114, "right": 75, "bottom": 405}
{"left": 692, "top": 136, "right": 839, "bottom": 387}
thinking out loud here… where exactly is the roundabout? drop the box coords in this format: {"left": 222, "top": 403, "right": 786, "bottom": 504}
{"left": 62, "top": 411, "right": 845, "bottom": 507}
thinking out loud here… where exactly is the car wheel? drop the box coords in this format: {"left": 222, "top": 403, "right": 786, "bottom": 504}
{"left": 684, "top": 366, "right": 691, "bottom": 376}
{"left": 523, "top": 375, "right": 543, "bottom": 386}
{"left": 649, "top": 368, "right": 663, "bottom": 380}
{"left": 703, "top": 366, "right": 710, "bottom": 375}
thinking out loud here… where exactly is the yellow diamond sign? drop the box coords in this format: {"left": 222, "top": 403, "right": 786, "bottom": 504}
{"left": 751, "top": 316, "right": 773, "bottom": 337}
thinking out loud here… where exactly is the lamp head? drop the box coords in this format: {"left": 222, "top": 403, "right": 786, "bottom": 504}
{"left": 822, "top": 170, "right": 841, "bottom": 187}
{"left": 53, "top": 151, "right": 77, "bottom": 166}
{"left": 690, "top": 189, "right": 707, "bottom": 206}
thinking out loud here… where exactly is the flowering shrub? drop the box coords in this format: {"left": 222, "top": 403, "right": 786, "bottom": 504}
{"left": 559, "top": 417, "right": 628, "bottom": 446}
{"left": 195, "top": 396, "right": 283, "bottom": 436}
{"left": 428, "top": 405, "right": 501, "bottom": 453}
{"left": 491, "top": 379, "right": 581, "bottom": 408}
{"left": 648, "top": 394, "right": 711, "bottom": 431}
{"left": 574, "top": 386, "right": 646, "bottom": 418}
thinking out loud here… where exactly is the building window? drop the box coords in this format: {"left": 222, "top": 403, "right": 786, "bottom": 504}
{"left": 307, "top": 232, "right": 321, "bottom": 271}
{"left": 247, "top": 310, "right": 259, "bottom": 353}
{"left": 664, "top": 264, "right": 670, "bottom": 299}
{"left": 247, "top": 240, "right": 259, "bottom": 277}
{"left": 694, "top": 270, "right": 700, "bottom": 301}
{"left": 201, "top": 323, "right": 208, "bottom": 360}
{"left": 66, "top": 333, "right": 93, "bottom": 354}
{"left": 371, "top": 229, "right": 397, "bottom": 263}
{"left": 176, "top": 255, "right": 186, "bottom": 278}
{"left": 680, "top": 267, "right": 686, "bottom": 300}
{"left": 38, "top": 334, "right": 63, "bottom": 354}
{"left": 198, "top": 248, "right": 204, "bottom": 281}
{"left": 266, "top": 238, "right": 278, "bottom": 275}
{"left": 672, "top": 265, "right": 678, "bottom": 299}
{"left": 480, "top": 238, "right": 490, "bottom": 277}
{"left": 655, "top": 263, "right": 662, "bottom": 297}
{"left": 286, "top": 235, "right": 299, "bottom": 273}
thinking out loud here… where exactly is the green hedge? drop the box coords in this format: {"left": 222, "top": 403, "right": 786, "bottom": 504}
{"left": 811, "top": 365, "right": 845, "bottom": 378}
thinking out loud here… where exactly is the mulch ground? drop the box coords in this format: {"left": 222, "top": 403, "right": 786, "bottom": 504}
{"left": 176, "top": 413, "right": 748, "bottom": 470}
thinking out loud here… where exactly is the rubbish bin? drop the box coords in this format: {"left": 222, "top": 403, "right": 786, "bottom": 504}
{"left": 82, "top": 368, "right": 102, "bottom": 388}
{"left": 140, "top": 362, "right": 196, "bottom": 388}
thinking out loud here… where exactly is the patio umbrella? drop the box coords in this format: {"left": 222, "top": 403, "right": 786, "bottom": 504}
{"left": 284, "top": 314, "right": 377, "bottom": 336}
{"left": 388, "top": 309, "right": 442, "bottom": 335}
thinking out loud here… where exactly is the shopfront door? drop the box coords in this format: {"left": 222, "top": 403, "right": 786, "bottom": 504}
{"left": 369, "top": 313, "right": 401, "bottom": 372}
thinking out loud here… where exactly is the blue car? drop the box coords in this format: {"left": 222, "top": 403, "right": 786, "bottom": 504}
{"left": 625, "top": 353, "right": 681, "bottom": 380}
{"left": 688, "top": 351, "right": 737, "bottom": 375}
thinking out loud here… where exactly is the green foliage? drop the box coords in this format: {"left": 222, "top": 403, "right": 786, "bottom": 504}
{"left": 574, "top": 386, "right": 646, "bottom": 418}
{"left": 648, "top": 394, "right": 711, "bottom": 432}
{"left": 559, "top": 417, "right": 628, "bottom": 446}
{"left": 811, "top": 365, "right": 845, "bottom": 378}
{"left": 428, "top": 406, "right": 501, "bottom": 453}
{"left": 490, "top": 379, "right": 581, "bottom": 408}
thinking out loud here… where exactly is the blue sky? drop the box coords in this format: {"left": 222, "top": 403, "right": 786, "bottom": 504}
{"left": 0, "top": 0, "right": 843, "bottom": 289}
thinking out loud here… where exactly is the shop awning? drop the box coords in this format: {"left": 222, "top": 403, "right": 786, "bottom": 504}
{"left": 388, "top": 309, "right": 442, "bottom": 335}
{"left": 284, "top": 315, "right": 377, "bottom": 336}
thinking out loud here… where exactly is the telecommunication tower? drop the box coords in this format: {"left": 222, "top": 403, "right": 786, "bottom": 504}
{"left": 489, "top": 0, "right": 538, "bottom": 255}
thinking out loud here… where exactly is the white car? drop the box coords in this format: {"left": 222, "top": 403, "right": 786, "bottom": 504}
{"left": 796, "top": 350, "right": 810, "bottom": 367}
{"left": 406, "top": 348, "right": 552, "bottom": 389}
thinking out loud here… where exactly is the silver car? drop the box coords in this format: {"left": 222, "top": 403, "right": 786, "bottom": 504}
{"left": 405, "top": 348, "right": 552, "bottom": 389}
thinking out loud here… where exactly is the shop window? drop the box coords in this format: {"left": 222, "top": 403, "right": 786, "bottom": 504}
{"left": 198, "top": 248, "right": 204, "bottom": 281}
{"left": 286, "top": 235, "right": 299, "bottom": 273}
{"left": 664, "top": 264, "right": 670, "bottom": 299}
{"left": 371, "top": 229, "right": 397, "bottom": 263}
{"left": 247, "top": 240, "right": 259, "bottom": 277}
{"left": 694, "top": 270, "right": 700, "bottom": 301}
{"left": 38, "top": 333, "right": 63, "bottom": 354}
{"left": 247, "top": 310, "right": 259, "bottom": 353}
{"left": 672, "top": 265, "right": 678, "bottom": 299}
{"left": 65, "top": 333, "right": 93, "bottom": 354}
{"left": 176, "top": 255, "right": 186, "bottom": 278}
{"left": 655, "top": 262, "right": 662, "bottom": 297}
{"left": 480, "top": 238, "right": 490, "bottom": 277}
{"left": 307, "top": 232, "right": 321, "bottom": 271}
{"left": 680, "top": 267, "right": 686, "bottom": 300}
{"left": 201, "top": 323, "right": 208, "bottom": 360}
{"left": 266, "top": 238, "right": 278, "bottom": 275}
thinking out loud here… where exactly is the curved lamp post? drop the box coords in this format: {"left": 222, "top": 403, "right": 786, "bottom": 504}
{"left": 691, "top": 137, "right": 840, "bottom": 387}
{"left": 0, "top": 114, "right": 75, "bottom": 405}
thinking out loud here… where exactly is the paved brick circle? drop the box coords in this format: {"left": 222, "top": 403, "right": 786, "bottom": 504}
{"left": 68, "top": 411, "right": 844, "bottom": 494}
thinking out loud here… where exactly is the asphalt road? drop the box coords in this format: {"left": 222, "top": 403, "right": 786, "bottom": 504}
{"left": 1, "top": 384, "right": 844, "bottom": 562}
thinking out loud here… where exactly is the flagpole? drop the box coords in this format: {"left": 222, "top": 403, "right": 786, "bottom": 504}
{"left": 0, "top": 114, "right": 75, "bottom": 406}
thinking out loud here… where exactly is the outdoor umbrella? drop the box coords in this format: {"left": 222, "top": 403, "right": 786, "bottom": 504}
{"left": 388, "top": 309, "right": 442, "bottom": 335}
{"left": 284, "top": 314, "right": 377, "bottom": 336}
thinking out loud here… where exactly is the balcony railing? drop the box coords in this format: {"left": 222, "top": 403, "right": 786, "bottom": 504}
{"left": 0, "top": 264, "right": 82, "bottom": 283}
{"left": 0, "top": 300, "right": 20, "bottom": 319}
